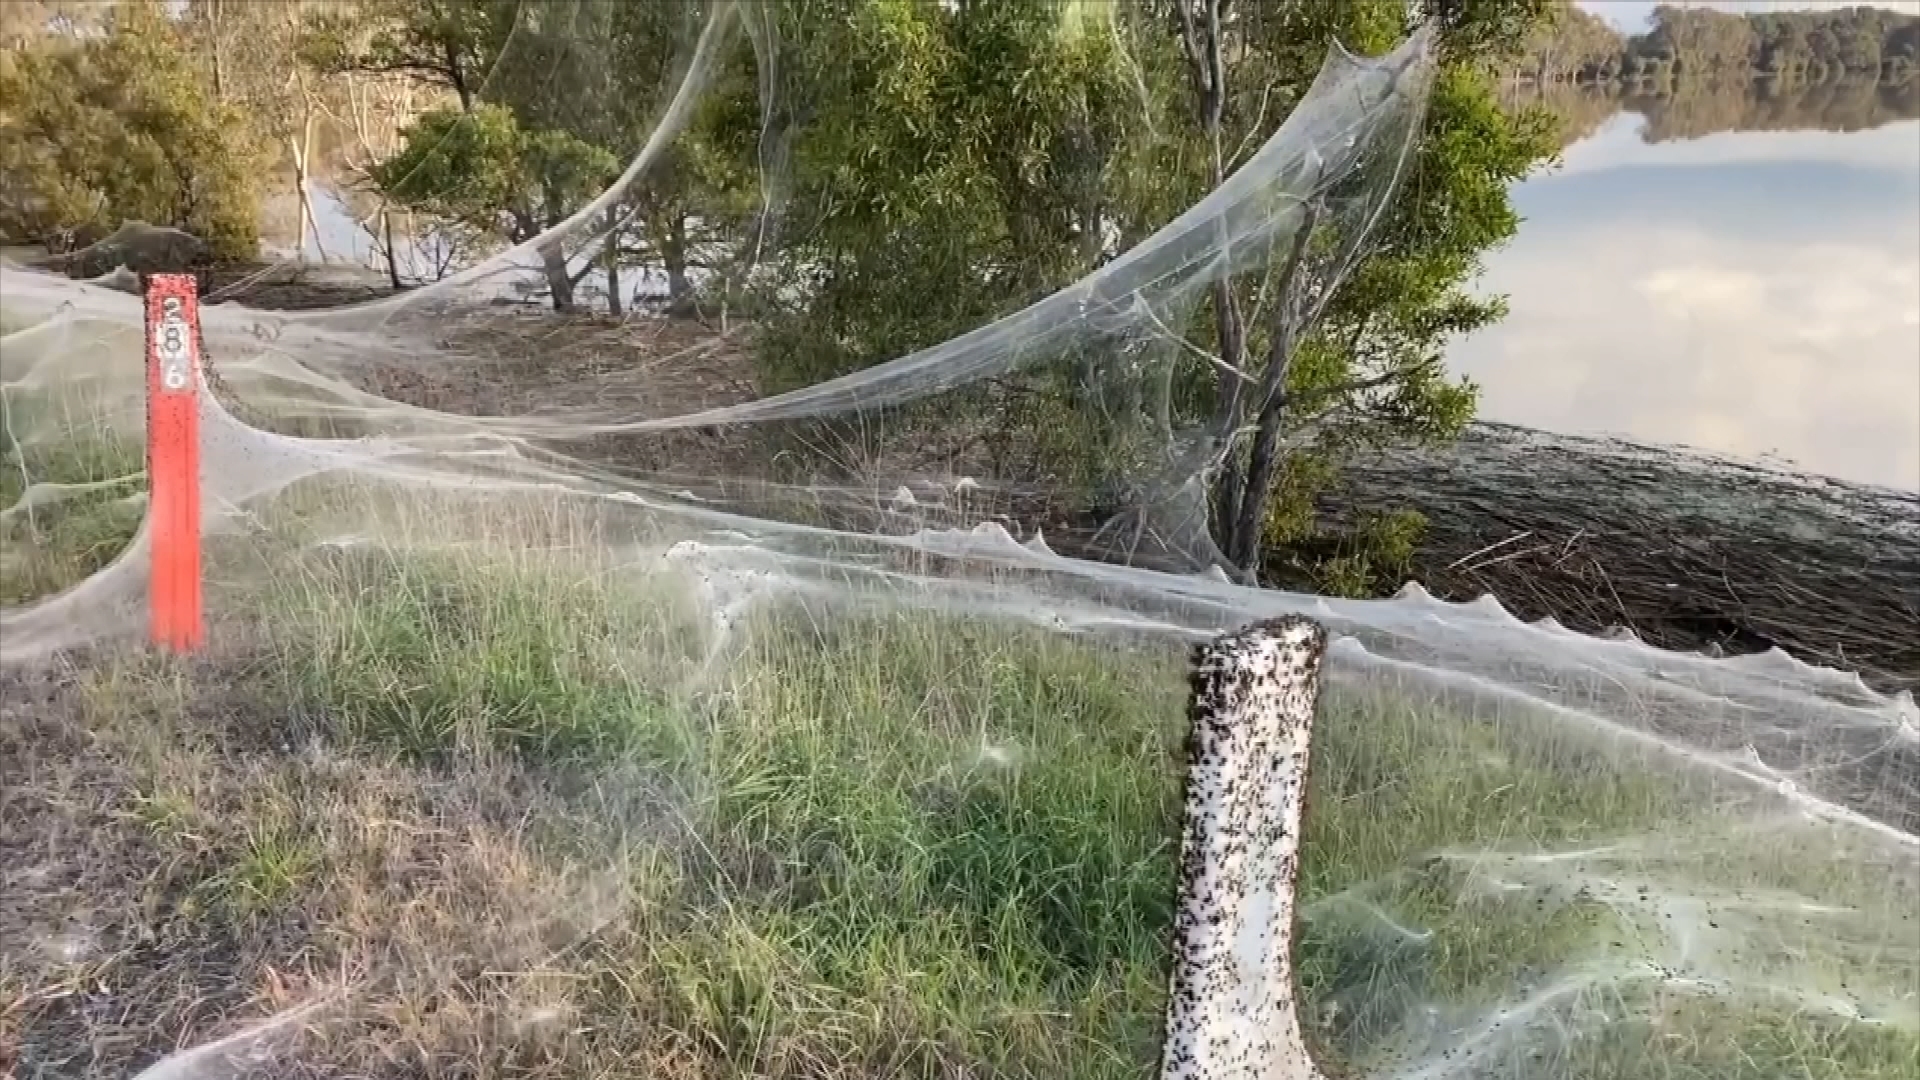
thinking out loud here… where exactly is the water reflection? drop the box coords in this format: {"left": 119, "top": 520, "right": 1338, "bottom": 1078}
{"left": 1457, "top": 79, "right": 1920, "bottom": 490}
{"left": 1519, "top": 75, "right": 1920, "bottom": 147}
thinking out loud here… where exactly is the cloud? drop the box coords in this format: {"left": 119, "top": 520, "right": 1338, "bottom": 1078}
{"left": 1449, "top": 216, "right": 1920, "bottom": 491}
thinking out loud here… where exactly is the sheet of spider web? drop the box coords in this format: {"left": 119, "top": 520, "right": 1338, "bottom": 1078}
{"left": 1, "top": 3, "right": 1913, "bottom": 1077}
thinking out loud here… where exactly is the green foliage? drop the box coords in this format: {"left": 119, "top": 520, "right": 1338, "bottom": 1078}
{"left": 302, "top": 0, "right": 508, "bottom": 111}
{"left": 1261, "top": 452, "right": 1338, "bottom": 548}
{"left": 1260, "top": 450, "right": 1427, "bottom": 600}
{"left": 1511, "top": 0, "right": 1623, "bottom": 82}
{"left": 1171, "top": 1, "right": 1557, "bottom": 579}
{"left": 376, "top": 104, "right": 617, "bottom": 241}
{"left": 1303, "top": 60, "right": 1555, "bottom": 450}
{"left": 1347, "top": 507, "right": 1426, "bottom": 591}
{"left": 524, "top": 129, "right": 623, "bottom": 219}
{"left": 373, "top": 102, "right": 617, "bottom": 307}
{"left": 319, "top": 0, "right": 729, "bottom": 309}
{"left": 0, "top": 0, "right": 265, "bottom": 258}
{"left": 375, "top": 104, "right": 522, "bottom": 233}
{"left": 750, "top": 0, "right": 1142, "bottom": 387}
{"left": 728, "top": 0, "right": 1560, "bottom": 586}
{"left": 503, "top": 0, "right": 752, "bottom": 309}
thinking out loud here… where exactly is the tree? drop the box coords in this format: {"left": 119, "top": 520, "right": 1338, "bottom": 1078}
{"left": 1508, "top": 3, "right": 1920, "bottom": 85}
{"left": 746, "top": 0, "right": 1142, "bottom": 387}
{"left": 494, "top": 0, "right": 734, "bottom": 312}
{"left": 328, "top": 0, "right": 599, "bottom": 309}
{"left": 313, "top": 0, "right": 728, "bottom": 312}
{"left": 372, "top": 103, "right": 617, "bottom": 310}
{"left": 181, "top": 0, "right": 337, "bottom": 256}
{"left": 1510, "top": 0, "right": 1623, "bottom": 83}
{"left": 303, "top": 0, "right": 508, "bottom": 113}
{"left": 0, "top": 0, "right": 266, "bottom": 260}
{"left": 733, "top": 0, "right": 1557, "bottom": 587}
{"left": 1260, "top": 59, "right": 1551, "bottom": 581}
{"left": 1147, "top": 0, "right": 1556, "bottom": 582}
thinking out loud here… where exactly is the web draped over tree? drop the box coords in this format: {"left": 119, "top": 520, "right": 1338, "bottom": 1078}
{"left": 0, "top": 3, "right": 1915, "bottom": 1078}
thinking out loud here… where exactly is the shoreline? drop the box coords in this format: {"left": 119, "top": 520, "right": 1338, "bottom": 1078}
{"left": 1326, "top": 421, "right": 1920, "bottom": 696}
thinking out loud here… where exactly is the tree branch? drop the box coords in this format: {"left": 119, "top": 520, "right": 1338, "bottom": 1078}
{"left": 1340, "top": 359, "right": 1437, "bottom": 396}
{"left": 1176, "top": 2, "right": 1208, "bottom": 108}
{"left": 1204, "top": 0, "right": 1227, "bottom": 135}
{"left": 329, "top": 57, "right": 458, "bottom": 83}
{"left": 1253, "top": 195, "right": 1325, "bottom": 416}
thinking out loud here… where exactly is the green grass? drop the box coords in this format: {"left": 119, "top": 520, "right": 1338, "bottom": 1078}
{"left": 3, "top": 479, "right": 1915, "bottom": 1078}
{"left": 0, "top": 375, "right": 147, "bottom": 604}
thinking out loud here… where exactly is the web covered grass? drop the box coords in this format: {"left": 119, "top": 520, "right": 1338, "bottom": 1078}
{"left": 4, "top": 487, "right": 1912, "bottom": 1078}
{"left": 0, "top": 381, "right": 146, "bottom": 606}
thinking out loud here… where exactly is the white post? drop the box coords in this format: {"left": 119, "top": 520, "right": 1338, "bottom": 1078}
{"left": 1161, "top": 616, "right": 1331, "bottom": 1080}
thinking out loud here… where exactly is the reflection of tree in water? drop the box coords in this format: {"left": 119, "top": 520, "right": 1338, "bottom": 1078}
{"left": 1630, "top": 76, "right": 1920, "bottom": 140}
{"left": 1509, "top": 76, "right": 1920, "bottom": 148}
{"left": 1501, "top": 81, "right": 1617, "bottom": 147}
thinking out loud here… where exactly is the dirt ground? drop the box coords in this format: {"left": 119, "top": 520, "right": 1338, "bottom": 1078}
{"left": 201, "top": 262, "right": 769, "bottom": 482}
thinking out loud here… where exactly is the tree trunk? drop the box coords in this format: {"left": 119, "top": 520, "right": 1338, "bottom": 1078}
{"left": 543, "top": 246, "right": 575, "bottom": 312}
{"left": 604, "top": 223, "right": 624, "bottom": 316}
{"left": 1229, "top": 382, "right": 1292, "bottom": 574}
{"left": 290, "top": 72, "right": 326, "bottom": 262}
{"left": 517, "top": 202, "right": 575, "bottom": 313}
{"left": 1208, "top": 279, "right": 1248, "bottom": 543}
{"left": 665, "top": 211, "right": 691, "bottom": 303}
{"left": 291, "top": 134, "right": 310, "bottom": 256}
{"left": 1178, "top": 0, "right": 1254, "bottom": 562}
{"left": 287, "top": 117, "right": 320, "bottom": 260}
{"left": 1225, "top": 198, "right": 1323, "bottom": 577}
{"left": 382, "top": 210, "right": 402, "bottom": 290}
{"left": 207, "top": 0, "right": 225, "bottom": 101}
{"left": 447, "top": 44, "right": 473, "bottom": 112}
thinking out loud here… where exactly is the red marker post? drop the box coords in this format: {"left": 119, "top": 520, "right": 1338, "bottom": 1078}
{"left": 144, "top": 274, "right": 205, "bottom": 652}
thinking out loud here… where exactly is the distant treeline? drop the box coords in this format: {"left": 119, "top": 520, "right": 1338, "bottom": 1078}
{"left": 1510, "top": 2, "right": 1920, "bottom": 84}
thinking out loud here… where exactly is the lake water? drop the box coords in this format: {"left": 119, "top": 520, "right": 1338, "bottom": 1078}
{"left": 1451, "top": 84, "right": 1920, "bottom": 491}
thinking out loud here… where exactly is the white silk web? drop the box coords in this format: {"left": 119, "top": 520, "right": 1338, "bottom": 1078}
{"left": 1, "top": 3, "right": 1914, "bottom": 1078}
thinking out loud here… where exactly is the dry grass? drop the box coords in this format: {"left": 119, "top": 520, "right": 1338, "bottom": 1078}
{"left": 1, "top": 656, "right": 707, "bottom": 1078}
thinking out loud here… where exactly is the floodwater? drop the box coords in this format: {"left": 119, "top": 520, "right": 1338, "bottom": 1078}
{"left": 1453, "top": 81, "right": 1920, "bottom": 491}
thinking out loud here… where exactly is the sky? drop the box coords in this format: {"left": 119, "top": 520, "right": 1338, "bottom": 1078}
{"left": 1576, "top": 0, "right": 1920, "bottom": 31}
